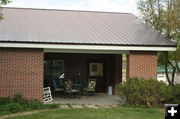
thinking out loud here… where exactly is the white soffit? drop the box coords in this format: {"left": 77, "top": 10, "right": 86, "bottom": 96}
{"left": 0, "top": 43, "right": 176, "bottom": 53}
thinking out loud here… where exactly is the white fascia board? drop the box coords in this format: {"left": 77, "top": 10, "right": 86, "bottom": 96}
{"left": 0, "top": 42, "right": 176, "bottom": 52}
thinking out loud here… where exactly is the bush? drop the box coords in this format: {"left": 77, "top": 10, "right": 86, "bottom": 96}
{"left": 0, "top": 97, "right": 11, "bottom": 105}
{"left": 29, "top": 100, "right": 45, "bottom": 110}
{"left": 0, "top": 94, "right": 58, "bottom": 115}
{"left": 12, "top": 94, "right": 29, "bottom": 104}
{"left": 118, "top": 77, "right": 180, "bottom": 107}
{"left": 4, "top": 102, "right": 23, "bottom": 113}
{"left": 173, "top": 84, "right": 180, "bottom": 103}
{"left": 45, "top": 104, "right": 59, "bottom": 109}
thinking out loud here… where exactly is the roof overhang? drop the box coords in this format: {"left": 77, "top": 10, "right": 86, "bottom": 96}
{"left": 0, "top": 42, "right": 176, "bottom": 54}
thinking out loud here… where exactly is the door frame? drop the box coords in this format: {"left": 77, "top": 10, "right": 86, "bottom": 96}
{"left": 87, "top": 59, "right": 106, "bottom": 93}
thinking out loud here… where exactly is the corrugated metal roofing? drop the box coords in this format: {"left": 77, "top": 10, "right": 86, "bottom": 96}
{"left": 158, "top": 63, "right": 180, "bottom": 73}
{"left": 0, "top": 7, "right": 176, "bottom": 47}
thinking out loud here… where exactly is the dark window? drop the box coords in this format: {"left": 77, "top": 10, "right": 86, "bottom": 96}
{"left": 52, "top": 60, "right": 65, "bottom": 79}
{"left": 44, "top": 59, "right": 65, "bottom": 87}
{"left": 89, "top": 63, "right": 103, "bottom": 76}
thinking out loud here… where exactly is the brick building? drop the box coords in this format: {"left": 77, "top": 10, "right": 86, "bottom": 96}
{"left": 0, "top": 8, "right": 176, "bottom": 101}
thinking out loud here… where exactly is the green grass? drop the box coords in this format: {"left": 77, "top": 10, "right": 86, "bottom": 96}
{"left": 5, "top": 107, "right": 164, "bottom": 119}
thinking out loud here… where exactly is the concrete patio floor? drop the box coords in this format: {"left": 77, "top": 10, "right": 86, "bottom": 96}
{"left": 53, "top": 93, "right": 124, "bottom": 105}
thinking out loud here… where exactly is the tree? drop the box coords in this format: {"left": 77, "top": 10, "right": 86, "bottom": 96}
{"left": 137, "top": 0, "right": 180, "bottom": 85}
{"left": 0, "top": 0, "right": 11, "bottom": 20}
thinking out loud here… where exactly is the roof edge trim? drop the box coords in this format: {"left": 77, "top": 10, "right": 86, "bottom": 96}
{"left": 0, "top": 43, "right": 176, "bottom": 51}
{"left": 2, "top": 7, "right": 132, "bottom": 14}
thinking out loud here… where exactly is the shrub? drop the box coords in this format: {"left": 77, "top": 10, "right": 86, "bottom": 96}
{"left": 29, "top": 100, "right": 45, "bottom": 110}
{"left": 0, "top": 94, "right": 58, "bottom": 115}
{"left": 0, "top": 97, "right": 11, "bottom": 105}
{"left": 45, "top": 104, "right": 59, "bottom": 109}
{"left": 4, "top": 102, "right": 23, "bottom": 113}
{"left": 172, "top": 84, "right": 180, "bottom": 103}
{"left": 118, "top": 77, "right": 180, "bottom": 107}
{"left": 12, "top": 94, "right": 29, "bottom": 104}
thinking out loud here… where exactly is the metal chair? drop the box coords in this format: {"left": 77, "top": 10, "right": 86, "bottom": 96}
{"left": 53, "top": 79, "right": 64, "bottom": 93}
{"left": 83, "top": 79, "right": 96, "bottom": 96}
{"left": 72, "top": 77, "right": 84, "bottom": 92}
{"left": 64, "top": 80, "right": 81, "bottom": 98}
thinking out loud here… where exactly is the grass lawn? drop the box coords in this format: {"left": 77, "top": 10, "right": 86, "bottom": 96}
{"left": 5, "top": 107, "right": 164, "bottom": 119}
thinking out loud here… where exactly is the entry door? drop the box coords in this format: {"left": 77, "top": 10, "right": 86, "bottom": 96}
{"left": 88, "top": 60, "right": 105, "bottom": 93}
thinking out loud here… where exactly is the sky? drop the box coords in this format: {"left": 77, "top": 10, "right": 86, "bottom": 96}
{"left": 3, "top": 0, "right": 139, "bottom": 15}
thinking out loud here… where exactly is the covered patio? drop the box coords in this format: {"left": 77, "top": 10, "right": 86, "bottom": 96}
{"left": 43, "top": 50, "right": 128, "bottom": 97}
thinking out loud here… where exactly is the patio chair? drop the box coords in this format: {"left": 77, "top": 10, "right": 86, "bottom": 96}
{"left": 83, "top": 79, "right": 96, "bottom": 96}
{"left": 72, "top": 77, "right": 84, "bottom": 92}
{"left": 53, "top": 78, "right": 64, "bottom": 93}
{"left": 64, "top": 80, "right": 81, "bottom": 98}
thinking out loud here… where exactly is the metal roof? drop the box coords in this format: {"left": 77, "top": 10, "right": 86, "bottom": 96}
{"left": 158, "top": 63, "right": 180, "bottom": 73}
{"left": 0, "top": 7, "right": 176, "bottom": 47}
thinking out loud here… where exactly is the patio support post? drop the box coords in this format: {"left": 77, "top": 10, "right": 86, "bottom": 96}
{"left": 114, "top": 54, "right": 122, "bottom": 95}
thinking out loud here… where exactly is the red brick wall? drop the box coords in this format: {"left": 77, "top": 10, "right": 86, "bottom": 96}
{"left": 127, "top": 51, "right": 157, "bottom": 79}
{"left": 0, "top": 48, "right": 44, "bottom": 101}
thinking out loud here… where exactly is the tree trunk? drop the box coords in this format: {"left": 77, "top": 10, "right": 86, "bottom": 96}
{"left": 175, "top": 52, "right": 180, "bottom": 73}
{"left": 165, "top": 52, "right": 171, "bottom": 85}
{"left": 171, "top": 67, "right": 176, "bottom": 86}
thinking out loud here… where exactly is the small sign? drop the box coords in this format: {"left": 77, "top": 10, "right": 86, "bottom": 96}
{"left": 165, "top": 104, "right": 180, "bottom": 119}
{"left": 43, "top": 87, "right": 53, "bottom": 103}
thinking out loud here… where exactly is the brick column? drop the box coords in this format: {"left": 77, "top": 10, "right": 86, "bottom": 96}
{"left": 126, "top": 51, "right": 157, "bottom": 79}
{"left": 0, "top": 48, "right": 44, "bottom": 101}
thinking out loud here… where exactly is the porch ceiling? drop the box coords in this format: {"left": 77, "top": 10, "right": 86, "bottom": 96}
{"left": 44, "top": 48, "right": 129, "bottom": 54}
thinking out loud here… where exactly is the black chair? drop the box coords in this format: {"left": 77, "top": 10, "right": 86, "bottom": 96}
{"left": 53, "top": 78, "right": 64, "bottom": 93}
{"left": 64, "top": 80, "right": 81, "bottom": 98}
{"left": 73, "top": 77, "right": 84, "bottom": 92}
